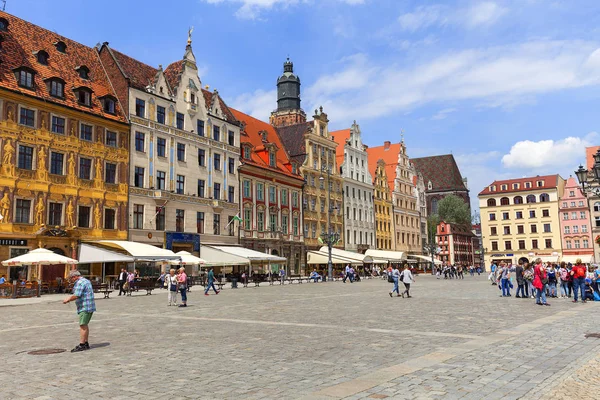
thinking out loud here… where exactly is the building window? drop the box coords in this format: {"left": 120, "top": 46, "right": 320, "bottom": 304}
{"left": 269, "top": 186, "right": 277, "bottom": 203}
{"left": 214, "top": 153, "right": 221, "bottom": 171}
{"left": 243, "top": 146, "right": 251, "bottom": 160}
{"left": 176, "top": 175, "right": 185, "bottom": 194}
{"left": 132, "top": 204, "right": 144, "bottom": 229}
{"left": 594, "top": 202, "right": 600, "bottom": 212}
{"left": 50, "top": 152, "right": 64, "bottom": 175}
{"left": 228, "top": 186, "right": 235, "bottom": 203}
{"left": 49, "top": 80, "right": 64, "bottom": 97}
{"left": 543, "top": 223, "right": 551, "bottom": 233}
{"left": 270, "top": 214, "right": 277, "bottom": 232}
{"left": 196, "top": 212, "right": 205, "bottom": 234}
{"left": 293, "top": 216, "right": 299, "bottom": 235}
{"left": 106, "top": 131, "right": 117, "bottom": 147}
{"left": 103, "top": 98, "right": 116, "bottom": 114}
{"left": 596, "top": 216, "right": 600, "bottom": 227}
{"left": 532, "top": 239, "right": 538, "bottom": 249}
{"left": 580, "top": 211, "right": 586, "bottom": 219}
{"left": 228, "top": 216, "right": 235, "bottom": 236}
{"left": 156, "top": 207, "right": 165, "bottom": 231}
{"left": 177, "top": 143, "right": 185, "bottom": 161}
{"left": 572, "top": 212, "right": 577, "bottom": 219}
{"left": 197, "top": 120, "right": 205, "bottom": 136}
{"left": 292, "top": 192, "right": 298, "bottom": 207}
{"left": 282, "top": 214, "right": 289, "bottom": 233}
{"left": 244, "top": 209, "right": 251, "bottom": 230}
{"left": 529, "top": 210, "right": 536, "bottom": 218}
{"left": 19, "top": 108, "right": 35, "bottom": 127}
{"left": 15, "top": 199, "right": 31, "bottom": 223}
{"left": 80, "top": 124, "right": 93, "bottom": 141}
{"left": 269, "top": 151, "right": 276, "bottom": 167}
{"left": 500, "top": 197, "right": 509, "bottom": 206}
{"left": 104, "top": 209, "right": 115, "bottom": 230}
{"left": 157, "top": 106, "right": 165, "bottom": 124}
{"left": 516, "top": 211, "right": 523, "bottom": 219}
{"left": 213, "top": 214, "right": 221, "bottom": 235}
{"left": 135, "top": 98, "right": 145, "bottom": 118}
{"left": 156, "top": 171, "right": 166, "bottom": 190}
{"left": 257, "top": 183, "right": 264, "bottom": 201}
{"left": 563, "top": 213, "right": 569, "bottom": 221}
{"left": 198, "top": 149, "right": 205, "bottom": 166}
{"left": 48, "top": 203, "right": 62, "bottom": 226}
{"left": 38, "top": 51, "right": 50, "bottom": 65}
{"left": 77, "top": 89, "right": 91, "bottom": 106}
{"left": 490, "top": 227, "right": 497, "bottom": 235}
{"left": 78, "top": 206, "right": 91, "bottom": 228}
{"left": 530, "top": 224, "right": 537, "bottom": 233}
{"left": 51, "top": 116, "right": 65, "bottom": 134}
{"left": 55, "top": 40, "right": 66, "bottom": 52}
{"left": 213, "top": 125, "right": 220, "bottom": 141}
{"left": 564, "top": 226, "right": 570, "bottom": 234}
{"left": 103, "top": 163, "right": 116, "bottom": 184}
{"left": 526, "top": 195, "right": 536, "bottom": 203}
{"left": 213, "top": 183, "right": 221, "bottom": 200}
{"left": 503, "top": 226, "right": 510, "bottom": 235}
{"left": 133, "top": 167, "right": 144, "bottom": 188}
{"left": 228, "top": 157, "right": 235, "bottom": 174}
{"left": 257, "top": 211, "right": 264, "bottom": 232}
{"left": 517, "top": 225, "right": 524, "bottom": 234}
{"left": 582, "top": 225, "right": 588, "bottom": 233}
{"left": 157, "top": 138, "right": 166, "bottom": 157}
{"left": 176, "top": 112, "right": 184, "bottom": 129}
{"left": 17, "top": 145, "right": 33, "bottom": 170}
{"left": 540, "top": 193, "right": 550, "bottom": 202}
{"left": 502, "top": 212, "right": 509, "bottom": 220}
{"left": 542, "top": 209, "right": 550, "bottom": 217}
{"left": 0, "top": 18, "right": 8, "bottom": 31}
{"left": 135, "top": 132, "right": 145, "bottom": 152}
{"left": 491, "top": 241, "right": 498, "bottom": 251}
{"left": 584, "top": 239, "right": 589, "bottom": 248}
{"left": 176, "top": 209, "right": 184, "bottom": 232}
{"left": 77, "top": 66, "right": 89, "bottom": 79}
{"left": 545, "top": 239, "right": 552, "bottom": 248}
{"left": 518, "top": 240, "right": 525, "bottom": 250}
{"left": 197, "top": 179, "right": 205, "bottom": 197}
{"left": 18, "top": 70, "right": 34, "bottom": 88}
{"left": 566, "top": 240, "right": 572, "bottom": 249}
{"left": 281, "top": 189, "right": 288, "bottom": 206}
{"left": 569, "top": 190, "right": 575, "bottom": 197}
{"left": 243, "top": 180, "right": 251, "bottom": 198}
{"left": 573, "top": 225, "right": 579, "bottom": 233}
{"left": 79, "top": 157, "right": 92, "bottom": 179}
{"left": 513, "top": 196, "right": 523, "bottom": 204}
{"left": 226, "top": 130, "right": 235, "bottom": 146}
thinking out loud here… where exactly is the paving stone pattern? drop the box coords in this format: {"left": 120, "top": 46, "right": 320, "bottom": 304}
{"left": 0, "top": 276, "right": 599, "bottom": 399}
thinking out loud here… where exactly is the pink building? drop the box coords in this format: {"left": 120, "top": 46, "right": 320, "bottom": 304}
{"left": 559, "top": 177, "right": 594, "bottom": 264}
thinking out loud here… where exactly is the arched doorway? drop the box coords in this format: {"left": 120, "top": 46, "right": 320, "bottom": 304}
{"left": 42, "top": 247, "right": 67, "bottom": 282}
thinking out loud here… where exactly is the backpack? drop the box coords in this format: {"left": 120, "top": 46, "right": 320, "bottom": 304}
{"left": 523, "top": 269, "right": 534, "bottom": 282}
{"left": 399, "top": 272, "right": 404, "bottom": 282}
{"left": 388, "top": 274, "right": 394, "bottom": 283}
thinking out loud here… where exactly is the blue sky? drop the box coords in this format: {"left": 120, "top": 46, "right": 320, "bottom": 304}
{"left": 10, "top": 0, "right": 600, "bottom": 210}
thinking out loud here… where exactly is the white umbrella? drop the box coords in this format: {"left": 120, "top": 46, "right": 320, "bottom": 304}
{"left": 168, "top": 251, "right": 205, "bottom": 266}
{"left": 1, "top": 248, "right": 78, "bottom": 266}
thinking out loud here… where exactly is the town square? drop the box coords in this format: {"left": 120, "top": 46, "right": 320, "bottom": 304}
{"left": 2, "top": 0, "right": 600, "bottom": 398}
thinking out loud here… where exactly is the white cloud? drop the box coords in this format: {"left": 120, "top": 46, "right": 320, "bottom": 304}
{"left": 397, "top": 2, "right": 507, "bottom": 31}
{"left": 230, "top": 89, "right": 276, "bottom": 120}
{"left": 203, "top": 0, "right": 362, "bottom": 19}
{"left": 432, "top": 107, "right": 457, "bottom": 120}
{"left": 296, "top": 40, "right": 600, "bottom": 123}
{"left": 501, "top": 132, "right": 598, "bottom": 169}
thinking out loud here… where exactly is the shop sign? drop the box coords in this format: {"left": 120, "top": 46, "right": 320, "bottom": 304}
{"left": 0, "top": 239, "right": 28, "bottom": 246}
{"left": 490, "top": 253, "right": 505, "bottom": 257}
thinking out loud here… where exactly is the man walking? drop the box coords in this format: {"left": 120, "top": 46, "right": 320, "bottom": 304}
{"left": 63, "top": 270, "right": 96, "bottom": 352}
{"left": 400, "top": 264, "right": 414, "bottom": 298}
{"left": 204, "top": 268, "right": 220, "bottom": 296}
{"left": 279, "top": 267, "right": 286, "bottom": 285}
{"left": 343, "top": 264, "right": 353, "bottom": 283}
{"left": 389, "top": 265, "right": 400, "bottom": 297}
{"left": 117, "top": 267, "right": 128, "bottom": 296}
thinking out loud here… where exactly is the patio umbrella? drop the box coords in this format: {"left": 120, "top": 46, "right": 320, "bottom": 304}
{"left": 1, "top": 248, "right": 78, "bottom": 281}
{"left": 168, "top": 251, "right": 206, "bottom": 276}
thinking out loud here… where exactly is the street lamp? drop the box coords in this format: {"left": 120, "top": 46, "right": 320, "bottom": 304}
{"left": 575, "top": 149, "right": 600, "bottom": 196}
{"left": 319, "top": 165, "right": 339, "bottom": 282}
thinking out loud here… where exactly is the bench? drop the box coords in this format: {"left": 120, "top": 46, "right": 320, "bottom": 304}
{"left": 92, "top": 283, "right": 113, "bottom": 299}
{"left": 287, "top": 275, "right": 303, "bottom": 284}
{"left": 128, "top": 280, "right": 155, "bottom": 295}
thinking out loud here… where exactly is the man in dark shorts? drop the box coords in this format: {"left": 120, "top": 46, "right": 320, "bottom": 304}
{"left": 63, "top": 270, "right": 96, "bottom": 352}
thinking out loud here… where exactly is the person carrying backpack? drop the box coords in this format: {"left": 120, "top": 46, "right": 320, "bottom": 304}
{"left": 570, "top": 259, "right": 587, "bottom": 303}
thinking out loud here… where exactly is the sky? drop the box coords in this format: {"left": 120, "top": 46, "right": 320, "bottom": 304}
{"left": 8, "top": 0, "right": 600, "bottom": 211}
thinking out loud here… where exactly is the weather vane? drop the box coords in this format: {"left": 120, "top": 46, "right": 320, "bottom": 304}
{"left": 400, "top": 128, "right": 404, "bottom": 143}
{"left": 187, "top": 26, "right": 194, "bottom": 45}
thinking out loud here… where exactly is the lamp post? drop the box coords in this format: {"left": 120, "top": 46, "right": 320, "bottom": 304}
{"left": 575, "top": 149, "right": 600, "bottom": 196}
{"left": 319, "top": 165, "right": 339, "bottom": 281}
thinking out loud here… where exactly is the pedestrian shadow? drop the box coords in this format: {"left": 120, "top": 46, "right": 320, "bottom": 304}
{"left": 90, "top": 342, "right": 110, "bottom": 349}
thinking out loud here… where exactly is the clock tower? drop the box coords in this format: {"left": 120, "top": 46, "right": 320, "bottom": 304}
{"left": 270, "top": 58, "right": 307, "bottom": 127}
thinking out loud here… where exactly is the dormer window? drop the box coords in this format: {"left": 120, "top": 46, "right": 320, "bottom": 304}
{"left": 54, "top": 41, "right": 66, "bottom": 53}
{"left": 74, "top": 87, "right": 93, "bottom": 106}
{"left": 35, "top": 50, "right": 49, "bottom": 65}
{"left": 101, "top": 96, "right": 116, "bottom": 114}
{"left": 242, "top": 145, "right": 251, "bottom": 160}
{"left": 76, "top": 66, "right": 90, "bottom": 80}
{"left": 0, "top": 18, "right": 8, "bottom": 32}
{"left": 260, "top": 130, "right": 268, "bottom": 142}
{"left": 269, "top": 150, "right": 276, "bottom": 168}
{"left": 15, "top": 68, "right": 35, "bottom": 89}
{"left": 292, "top": 163, "right": 297, "bottom": 174}
{"left": 190, "top": 93, "right": 196, "bottom": 104}
{"left": 47, "top": 78, "right": 65, "bottom": 98}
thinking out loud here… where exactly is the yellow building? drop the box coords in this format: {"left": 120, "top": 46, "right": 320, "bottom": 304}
{"left": 369, "top": 159, "right": 393, "bottom": 250}
{"left": 478, "top": 175, "right": 565, "bottom": 266}
{"left": 0, "top": 12, "right": 129, "bottom": 281}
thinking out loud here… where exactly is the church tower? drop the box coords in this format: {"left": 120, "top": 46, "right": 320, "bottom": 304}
{"left": 270, "top": 58, "right": 307, "bottom": 127}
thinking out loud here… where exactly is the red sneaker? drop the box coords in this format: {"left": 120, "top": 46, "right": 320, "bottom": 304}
{"left": 204, "top": 293, "right": 209, "bottom": 296}
{"left": 215, "top": 291, "right": 220, "bottom": 295}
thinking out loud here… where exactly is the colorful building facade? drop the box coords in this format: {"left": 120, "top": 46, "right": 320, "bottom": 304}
{"left": 559, "top": 177, "right": 594, "bottom": 264}
{"left": 436, "top": 221, "right": 475, "bottom": 266}
{"left": 369, "top": 159, "right": 393, "bottom": 250}
{"left": 0, "top": 11, "right": 129, "bottom": 281}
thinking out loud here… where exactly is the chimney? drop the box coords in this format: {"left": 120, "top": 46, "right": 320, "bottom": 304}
{"left": 384, "top": 141, "right": 391, "bottom": 150}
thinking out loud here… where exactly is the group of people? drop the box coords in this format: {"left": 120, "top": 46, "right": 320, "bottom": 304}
{"left": 116, "top": 268, "right": 140, "bottom": 296}
{"left": 490, "top": 259, "right": 599, "bottom": 306}
{"left": 388, "top": 264, "right": 415, "bottom": 298}
{"left": 436, "top": 265, "right": 466, "bottom": 280}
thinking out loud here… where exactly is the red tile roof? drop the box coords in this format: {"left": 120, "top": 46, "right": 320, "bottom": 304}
{"left": 163, "top": 60, "right": 184, "bottom": 94}
{"left": 331, "top": 129, "right": 351, "bottom": 168}
{"left": 110, "top": 48, "right": 159, "bottom": 93}
{"left": 586, "top": 146, "right": 600, "bottom": 170}
{"left": 411, "top": 154, "right": 466, "bottom": 192}
{"left": 231, "top": 108, "right": 303, "bottom": 181}
{"left": 366, "top": 142, "right": 402, "bottom": 188}
{"left": 202, "top": 88, "right": 238, "bottom": 125}
{"left": 0, "top": 11, "right": 126, "bottom": 123}
{"left": 278, "top": 122, "right": 312, "bottom": 165}
{"left": 478, "top": 174, "right": 560, "bottom": 195}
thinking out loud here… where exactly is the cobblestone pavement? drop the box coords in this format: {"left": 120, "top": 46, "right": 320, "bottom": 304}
{"left": 1, "top": 275, "right": 599, "bottom": 399}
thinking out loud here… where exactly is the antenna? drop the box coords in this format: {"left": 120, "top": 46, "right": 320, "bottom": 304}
{"left": 2, "top": 0, "right": 6, "bottom": 11}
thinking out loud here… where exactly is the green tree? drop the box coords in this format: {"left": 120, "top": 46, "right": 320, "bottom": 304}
{"left": 427, "top": 214, "right": 439, "bottom": 244}
{"left": 437, "top": 194, "right": 471, "bottom": 227}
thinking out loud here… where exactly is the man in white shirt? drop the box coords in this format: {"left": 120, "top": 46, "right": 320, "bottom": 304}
{"left": 400, "top": 264, "right": 414, "bottom": 298}
{"left": 343, "top": 264, "right": 353, "bottom": 283}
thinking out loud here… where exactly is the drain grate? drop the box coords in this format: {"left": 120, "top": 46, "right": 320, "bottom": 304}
{"left": 585, "top": 333, "right": 600, "bottom": 339}
{"left": 27, "top": 348, "right": 66, "bottom": 355}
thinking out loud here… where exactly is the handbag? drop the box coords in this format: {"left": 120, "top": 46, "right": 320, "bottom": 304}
{"left": 387, "top": 275, "right": 394, "bottom": 283}
{"left": 170, "top": 283, "right": 177, "bottom": 291}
